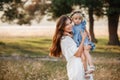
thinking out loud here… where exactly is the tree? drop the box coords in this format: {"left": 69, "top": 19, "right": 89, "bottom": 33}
{"left": 0, "top": 1, "right": 31, "bottom": 25}
{"left": 80, "top": 0, "right": 104, "bottom": 43}
{"left": 105, "top": 0, "right": 120, "bottom": 45}
{"left": 80, "top": 0, "right": 120, "bottom": 45}
{"left": 0, "top": 0, "right": 21, "bottom": 3}
{"left": 50, "top": 0, "right": 73, "bottom": 18}
{"left": 0, "top": 0, "right": 49, "bottom": 25}
{"left": 64, "top": 0, "right": 104, "bottom": 43}
{"left": 50, "top": 0, "right": 104, "bottom": 43}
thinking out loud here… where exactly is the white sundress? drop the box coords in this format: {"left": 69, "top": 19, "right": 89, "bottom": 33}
{"left": 60, "top": 36, "right": 86, "bottom": 80}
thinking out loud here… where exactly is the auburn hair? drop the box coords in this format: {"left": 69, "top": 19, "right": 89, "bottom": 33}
{"left": 49, "top": 15, "right": 71, "bottom": 57}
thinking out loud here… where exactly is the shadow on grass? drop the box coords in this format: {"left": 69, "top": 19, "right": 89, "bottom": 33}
{"left": 0, "top": 37, "right": 120, "bottom": 58}
{"left": 23, "top": 38, "right": 51, "bottom": 44}
{"left": 91, "top": 51, "right": 120, "bottom": 59}
{"left": 0, "top": 41, "right": 49, "bottom": 57}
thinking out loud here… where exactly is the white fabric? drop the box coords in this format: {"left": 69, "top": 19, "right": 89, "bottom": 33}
{"left": 61, "top": 36, "right": 86, "bottom": 80}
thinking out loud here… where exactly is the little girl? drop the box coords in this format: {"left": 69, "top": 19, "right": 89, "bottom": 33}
{"left": 70, "top": 11, "right": 95, "bottom": 78}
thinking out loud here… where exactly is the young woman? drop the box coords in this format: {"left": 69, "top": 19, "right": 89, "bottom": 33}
{"left": 50, "top": 15, "right": 88, "bottom": 80}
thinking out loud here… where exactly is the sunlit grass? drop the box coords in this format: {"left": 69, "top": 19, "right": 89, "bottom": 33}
{"left": 0, "top": 37, "right": 52, "bottom": 57}
{"left": 92, "top": 38, "right": 120, "bottom": 58}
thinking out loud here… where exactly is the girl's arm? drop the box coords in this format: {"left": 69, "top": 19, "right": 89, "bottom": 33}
{"left": 85, "top": 28, "right": 91, "bottom": 41}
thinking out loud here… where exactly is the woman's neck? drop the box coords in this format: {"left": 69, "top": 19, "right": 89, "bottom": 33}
{"left": 63, "top": 32, "right": 73, "bottom": 37}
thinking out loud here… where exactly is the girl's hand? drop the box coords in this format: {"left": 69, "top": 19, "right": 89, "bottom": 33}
{"left": 88, "top": 35, "right": 92, "bottom": 41}
{"left": 80, "top": 30, "right": 87, "bottom": 40}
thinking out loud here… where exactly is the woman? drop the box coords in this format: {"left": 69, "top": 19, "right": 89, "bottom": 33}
{"left": 50, "top": 15, "right": 87, "bottom": 80}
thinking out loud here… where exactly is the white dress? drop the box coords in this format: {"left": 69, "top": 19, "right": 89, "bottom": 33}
{"left": 60, "top": 36, "right": 86, "bottom": 80}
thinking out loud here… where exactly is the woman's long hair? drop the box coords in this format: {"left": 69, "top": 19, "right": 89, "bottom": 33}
{"left": 50, "top": 15, "right": 70, "bottom": 57}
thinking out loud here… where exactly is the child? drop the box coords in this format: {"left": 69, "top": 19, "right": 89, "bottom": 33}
{"left": 70, "top": 11, "right": 95, "bottom": 78}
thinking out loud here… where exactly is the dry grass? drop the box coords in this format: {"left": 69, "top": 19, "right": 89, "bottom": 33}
{"left": 94, "top": 57, "right": 120, "bottom": 80}
{"left": 0, "top": 58, "right": 67, "bottom": 80}
{"left": 0, "top": 55, "right": 119, "bottom": 80}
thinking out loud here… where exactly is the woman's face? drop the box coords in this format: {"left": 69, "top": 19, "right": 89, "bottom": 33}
{"left": 64, "top": 19, "right": 73, "bottom": 33}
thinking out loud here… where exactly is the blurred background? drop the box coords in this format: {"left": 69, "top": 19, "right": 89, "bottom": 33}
{"left": 0, "top": 0, "right": 120, "bottom": 80}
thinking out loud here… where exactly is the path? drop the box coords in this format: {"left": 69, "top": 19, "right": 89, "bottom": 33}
{"left": 0, "top": 56, "right": 63, "bottom": 62}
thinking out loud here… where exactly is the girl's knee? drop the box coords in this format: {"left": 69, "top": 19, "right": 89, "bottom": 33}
{"left": 84, "top": 46, "right": 91, "bottom": 51}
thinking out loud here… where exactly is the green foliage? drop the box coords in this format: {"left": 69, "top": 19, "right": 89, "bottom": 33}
{"left": 38, "top": 4, "right": 51, "bottom": 15}
{"left": 1, "top": 3, "right": 17, "bottom": 22}
{"left": 0, "top": 0, "right": 48, "bottom": 25}
{"left": 51, "top": 0, "right": 73, "bottom": 18}
{"left": 81, "top": 0, "right": 104, "bottom": 17}
{"left": 0, "top": 3, "right": 31, "bottom": 25}
{"left": 0, "top": 0, "right": 13, "bottom": 3}
{"left": 105, "top": 0, "right": 120, "bottom": 15}
{"left": 0, "top": 0, "right": 21, "bottom": 3}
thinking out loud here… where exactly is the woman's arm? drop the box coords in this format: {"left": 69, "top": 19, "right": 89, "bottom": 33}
{"left": 74, "top": 31, "right": 87, "bottom": 57}
{"left": 74, "top": 40, "right": 84, "bottom": 57}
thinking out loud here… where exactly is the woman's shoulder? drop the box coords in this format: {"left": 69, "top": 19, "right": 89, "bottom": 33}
{"left": 61, "top": 36, "right": 75, "bottom": 45}
{"left": 61, "top": 36, "right": 77, "bottom": 51}
{"left": 61, "top": 36, "right": 72, "bottom": 41}
{"left": 61, "top": 36, "right": 74, "bottom": 43}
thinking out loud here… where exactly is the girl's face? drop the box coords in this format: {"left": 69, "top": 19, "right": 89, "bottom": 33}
{"left": 64, "top": 18, "right": 73, "bottom": 33}
{"left": 72, "top": 13, "right": 82, "bottom": 25}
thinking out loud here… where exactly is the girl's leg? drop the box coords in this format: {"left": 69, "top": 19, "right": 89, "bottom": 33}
{"left": 84, "top": 45, "right": 95, "bottom": 73}
{"left": 81, "top": 52, "right": 87, "bottom": 71}
{"left": 81, "top": 53, "right": 91, "bottom": 79}
{"left": 84, "top": 45, "right": 93, "bottom": 66}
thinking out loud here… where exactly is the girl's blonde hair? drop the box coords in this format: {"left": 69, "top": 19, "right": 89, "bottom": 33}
{"left": 70, "top": 11, "right": 85, "bottom": 20}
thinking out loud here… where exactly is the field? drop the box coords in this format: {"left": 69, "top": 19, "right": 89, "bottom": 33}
{"left": 0, "top": 37, "right": 120, "bottom": 80}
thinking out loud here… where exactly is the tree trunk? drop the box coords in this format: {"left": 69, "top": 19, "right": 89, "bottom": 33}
{"left": 88, "top": 8, "right": 97, "bottom": 43}
{"left": 108, "top": 13, "right": 120, "bottom": 45}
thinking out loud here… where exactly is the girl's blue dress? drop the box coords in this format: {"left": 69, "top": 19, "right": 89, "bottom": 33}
{"left": 72, "top": 20, "right": 95, "bottom": 51}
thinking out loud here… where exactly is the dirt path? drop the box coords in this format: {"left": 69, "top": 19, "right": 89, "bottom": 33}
{"left": 0, "top": 56, "right": 62, "bottom": 61}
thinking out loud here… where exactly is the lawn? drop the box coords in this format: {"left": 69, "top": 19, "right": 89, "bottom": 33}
{"left": 0, "top": 37, "right": 52, "bottom": 57}
{"left": 0, "top": 37, "right": 120, "bottom": 80}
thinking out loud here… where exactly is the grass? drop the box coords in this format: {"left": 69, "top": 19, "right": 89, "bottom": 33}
{"left": 0, "top": 58, "right": 67, "bottom": 80}
{"left": 0, "top": 37, "right": 120, "bottom": 80}
{"left": 0, "top": 37, "right": 52, "bottom": 57}
{"left": 92, "top": 38, "right": 120, "bottom": 58}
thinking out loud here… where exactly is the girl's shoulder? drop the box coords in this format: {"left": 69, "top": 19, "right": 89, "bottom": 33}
{"left": 81, "top": 20, "right": 86, "bottom": 25}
